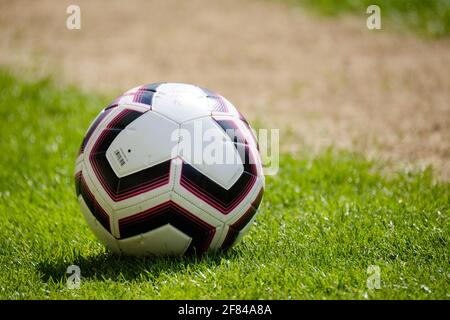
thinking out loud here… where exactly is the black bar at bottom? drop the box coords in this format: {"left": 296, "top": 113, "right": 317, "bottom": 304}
{"left": 0, "top": 300, "right": 443, "bottom": 318}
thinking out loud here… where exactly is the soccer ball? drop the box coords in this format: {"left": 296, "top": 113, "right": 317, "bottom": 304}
{"left": 74, "top": 83, "right": 264, "bottom": 255}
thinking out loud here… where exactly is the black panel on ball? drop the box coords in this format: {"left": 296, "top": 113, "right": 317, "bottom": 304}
{"left": 77, "top": 172, "right": 111, "bottom": 233}
{"left": 119, "top": 201, "right": 216, "bottom": 255}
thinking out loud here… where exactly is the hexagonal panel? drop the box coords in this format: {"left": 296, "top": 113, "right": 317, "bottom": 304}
{"left": 118, "top": 224, "right": 192, "bottom": 256}
{"left": 179, "top": 116, "right": 244, "bottom": 190}
{"left": 106, "top": 110, "right": 179, "bottom": 177}
{"left": 117, "top": 200, "right": 218, "bottom": 255}
{"left": 151, "top": 83, "right": 211, "bottom": 123}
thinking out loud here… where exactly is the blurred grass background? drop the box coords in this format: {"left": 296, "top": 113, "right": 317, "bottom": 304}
{"left": 0, "top": 0, "right": 449, "bottom": 299}
{"left": 291, "top": 0, "right": 450, "bottom": 37}
{"left": 1, "top": 0, "right": 449, "bottom": 178}
{"left": 0, "top": 70, "right": 448, "bottom": 299}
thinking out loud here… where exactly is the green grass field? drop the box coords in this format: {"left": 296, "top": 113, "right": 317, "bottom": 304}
{"left": 292, "top": 0, "right": 450, "bottom": 37}
{"left": 0, "top": 69, "right": 448, "bottom": 299}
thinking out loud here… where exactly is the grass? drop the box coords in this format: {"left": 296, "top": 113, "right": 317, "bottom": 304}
{"left": 289, "top": 0, "right": 450, "bottom": 37}
{"left": 0, "top": 69, "right": 448, "bottom": 299}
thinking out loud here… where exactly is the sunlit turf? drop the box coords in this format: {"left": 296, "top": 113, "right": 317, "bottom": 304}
{"left": 0, "top": 70, "right": 448, "bottom": 299}
{"left": 290, "top": 0, "right": 450, "bottom": 37}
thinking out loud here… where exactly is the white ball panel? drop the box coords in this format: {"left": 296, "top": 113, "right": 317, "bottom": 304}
{"left": 179, "top": 117, "right": 244, "bottom": 190}
{"left": 208, "top": 223, "right": 227, "bottom": 251}
{"left": 211, "top": 95, "right": 240, "bottom": 118}
{"left": 82, "top": 105, "right": 147, "bottom": 161}
{"left": 223, "top": 176, "right": 264, "bottom": 224}
{"left": 156, "top": 83, "right": 205, "bottom": 97}
{"left": 105, "top": 110, "right": 179, "bottom": 178}
{"left": 117, "top": 224, "right": 192, "bottom": 256}
{"left": 81, "top": 169, "right": 120, "bottom": 237}
{"left": 210, "top": 109, "right": 263, "bottom": 179}
{"left": 83, "top": 155, "right": 175, "bottom": 211}
{"left": 74, "top": 155, "right": 83, "bottom": 174}
{"left": 113, "top": 192, "right": 172, "bottom": 221}
{"left": 246, "top": 139, "right": 265, "bottom": 179}
{"left": 152, "top": 83, "right": 211, "bottom": 123}
{"left": 170, "top": 190, "right": 223, "bottom": 228}
{"left": 115, "top": 94, "right": 135, "bottom": 106}
{"left": 112, "top": 189, "right": 223, "bottom": 255}
{"left": 170, "top": 191, "right": 223, "bottom": 250}
{"left": 78, "top": 196, "right": 120, "bottom": 254}
{"left": 81, "top": 106, "right": 176, "bottom": 210}
{"left": 212, "top": 114, "right": 261, "bottom": 165}
{"left": 223, "top": 213, "right": 258, "bottom": 249}
{"left": 236, "top": 214, "right": 259, "bottom": 243}
{"left": 172, "top": 158, "right": 263, "bottom": 223}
